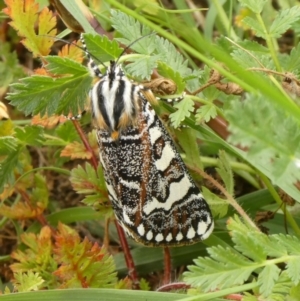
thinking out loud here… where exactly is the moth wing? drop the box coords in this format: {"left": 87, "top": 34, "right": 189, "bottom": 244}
{"left": 97, "top": 97, "right": 213, "bottom": 246}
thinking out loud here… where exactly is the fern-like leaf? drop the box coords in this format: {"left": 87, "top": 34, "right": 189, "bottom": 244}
{"left": 53, "top": 223, "right": 117, "bottom": 288}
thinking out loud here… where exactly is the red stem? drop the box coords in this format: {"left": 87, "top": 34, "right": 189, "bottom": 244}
{"left": 72, "top": 119, "right": 98, "bottom": 169}
{"left": 163, "top": 246, "right": 171, "bottom": 284}
{"left": 114, "top": 221, "right": 140, "bottom": 289}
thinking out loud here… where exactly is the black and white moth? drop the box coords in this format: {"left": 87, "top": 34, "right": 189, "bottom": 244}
{"left": 81, "top": 34, "right": 214, "bottom": 247}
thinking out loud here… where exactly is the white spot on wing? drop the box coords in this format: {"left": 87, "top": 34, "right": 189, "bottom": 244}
{"left": 137, "top": 224, "right": 145, "bottom": 236}
{"left": 123, "top": 211, "right": 134, "bottom": 226}
{"left": 155, "top": 143, "right": 176, "bottom": 171}
{"left": 187, "top": 227, "right": 196, "bottom": 239}
{"left": 176, "top": 232, "right": 183, "bottom": 241}
{"left": 146, "top": 230, "right": 153, "bottom": 240}
{"left": 155, "top": 233, "right": 164, "bottom": 242}
{"left": 166, "top": 233, "right": 173, "bottom": 242}
{"left": 149, "top": 127, "right": 162, "bottom": 145}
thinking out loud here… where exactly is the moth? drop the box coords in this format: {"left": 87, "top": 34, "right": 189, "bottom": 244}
{"left": 81, "top": 33, "right": 214, "bottom": 246}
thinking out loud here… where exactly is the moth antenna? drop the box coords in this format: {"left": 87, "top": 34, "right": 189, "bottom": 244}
{"left": 39, "top": 34, "right": 107, "bottom": 70}
{"left": 114, "top": 32, "right": 156, "bottom": 67}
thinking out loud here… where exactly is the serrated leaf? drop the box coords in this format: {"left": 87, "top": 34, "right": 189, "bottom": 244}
{"left": 232, "top": 231, "right": 268, "bottom": 262}
{"left": 242, "top": 16, "right": 266, "bottom": 38}
{"left": 269, "top": 7, "right": 300, "bottom": 38}
{"left": 111, "top": 10, "right": 155, "bottom": 55}
{"left": 54, "top": 121, "right": 80, "bottom": 144}
{"left": 225, "top": 93, "right": 300, "bottom": 203}
{"left": 169, "top": 97, "right": 194, "bottom": 128}
{"left": 14, "top": 126, "right": 45, "bottom": 146}
{"left": 61, "top": 141, "right": 91, "bottom": 159}
{"left": 83, "top": 33, "right": 123, "bottom": 63}
{"left": 196, "top": 103, "right": 217, "bottom": 123}
{"left": 0, "top": 174, "right": 48, "bottom": 219}
{"left": 3, "top": 0, "right": 57, "bottom": 56}
{"left": 58, "top": 42, "right": 84, "bottom": 63}
{"left": 0, "top": 146, "right": 21, "bottom": 193}
{"left": 286, "top": 257, "right": 300, "bottom": 285}
{"left": 238, "top": 0, "right": 268, "bottom": 14}
{"left": 31, "top": 114, "right": 65, "bottom": 129}
{"left": 258, "top": 265, "right": 281, "bottom": 297}
{"left": 126, "top": 55, "right": 159, "bottom": 80}
{"left": 184, "top": 245, "right": 254, "bottom": 291}
{"left": 11, "top": 226, "right": 58, "bottom": 289}
{"left": 216, "top": 150, "right": 234, "bottom": 195}
{"left": 53, "top": 223, "right": 117, "bottom": 288}
{"left": 0, "top": 136, "right": 17, "bottom": 155}
{"left": 13, "top": 271, "right": 45, "bottom": 292}
{"left": 201, "top": 187, "right": 228, "bottom": 218}
{"left": 155, "top": 36, "right": 190, "bottom": 76}
{"left": 0, "top": 43, "right": 24, "bottom": 90}
{"left": 70, "top": 163, "right": 110, "bottom": 212}
{"left": 7, "top": 57, "right": 92, "bottom": 116}
{"left": 286, "top": 43, "right": 300, "bottom": 71}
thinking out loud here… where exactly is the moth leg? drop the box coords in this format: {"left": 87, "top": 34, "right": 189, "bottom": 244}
{"left": 64, "top": 110, "right": 87, "bottom": 120}
{"left": 156, "top": 92, "right": 186, "bottom": 104}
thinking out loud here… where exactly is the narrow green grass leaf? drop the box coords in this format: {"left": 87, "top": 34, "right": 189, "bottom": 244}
{"left": 0, "top": 288, "right": 184, "bottom": 301}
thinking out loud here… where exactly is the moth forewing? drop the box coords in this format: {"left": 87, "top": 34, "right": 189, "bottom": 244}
{"left": 83, "top": 34, "right": 214, "bottom": 247}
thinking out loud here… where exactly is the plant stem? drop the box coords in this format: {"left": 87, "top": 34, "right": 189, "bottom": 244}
{"left": 259, "top": 173, "right": 300, "bottom": 237}
{"left": 115, "top": 221, "right": 140, "bottom": 288}
{"left": 255, "top": 13, "right": 281, "bottom": 71}
{"left": 163, "top": 247, "right": 171, "bottom": 285}
{"left": 188, "top": 165, "right": 259, "bottom": 231}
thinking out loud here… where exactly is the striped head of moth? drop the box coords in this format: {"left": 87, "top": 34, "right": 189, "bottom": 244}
{"left": 80, "top": 35, "right": 159, "bottom": 141}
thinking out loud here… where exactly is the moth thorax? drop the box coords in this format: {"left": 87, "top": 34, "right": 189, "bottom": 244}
{"left": 91, "top": 77, "right": 140, "bottom": 139}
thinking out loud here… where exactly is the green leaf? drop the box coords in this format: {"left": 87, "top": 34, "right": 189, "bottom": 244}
{"left": 111, "top": 10, "right": 156, "bottom": 55}
{"left": 238, "top": 0, "right": 268, "bottom": 14}
{"left": 216, "top": 150, "right": 234, "bottom": 196}
{"left": 175, "top": 127, "right": 203, "bottom": 169}
{"left": 15, "top": 126, "right": 45, "bottom": 146}
{"left": 0, "top": 146, "right": 21, "bottom": 193}
{"left": 224, "top": 93, "right": 300, "bottom": 203}
{"left": 201, "top": 187, "right": 228, "bottom": 218}
{"left": 242, "top": 16, "right": 266, "bottom": 38}
{"left": 286, "top": 43, "right": 300, "bottom": 71}
{"left": 7, "top": 57, "right": 92, "bottom": 116}
{"left": 125, "top": 55, "right": 159, "bottom": 79}
{"left": 70, "top": 163, "right": 110, "bottom": 213}
{"left": 184, "top": 245, "right": 254, "bottom": 291}
{"left": 155, "top": 36, "right": 190, "bottom": 76}
{"left": 196, "top": 103, "right": 217, "bottom": 123}
{"left": 257, "top": 265, "right": 280, "bottom": 297}
{"left": 0, "top": 42, "right": 24, "bottom": 88}
{"left": 51, "top": 121, "right": 80, "bottom": 145}
{"left": 0, "top": 136, "right": 17, "bottom": 155}
{"left": 286, "top": 257, "right": 300, "bottom": 285}
{"left": 269, "top": 7, "right": 300, "bottom": 38}
{"left": 82, "top": 33, "right": 123, "bottom": 62}
{"left": 13, "top": 271, "right": 45, "bottom": 292}
{"left": 169, "top": 97, "right": 194, "bottom": 128}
